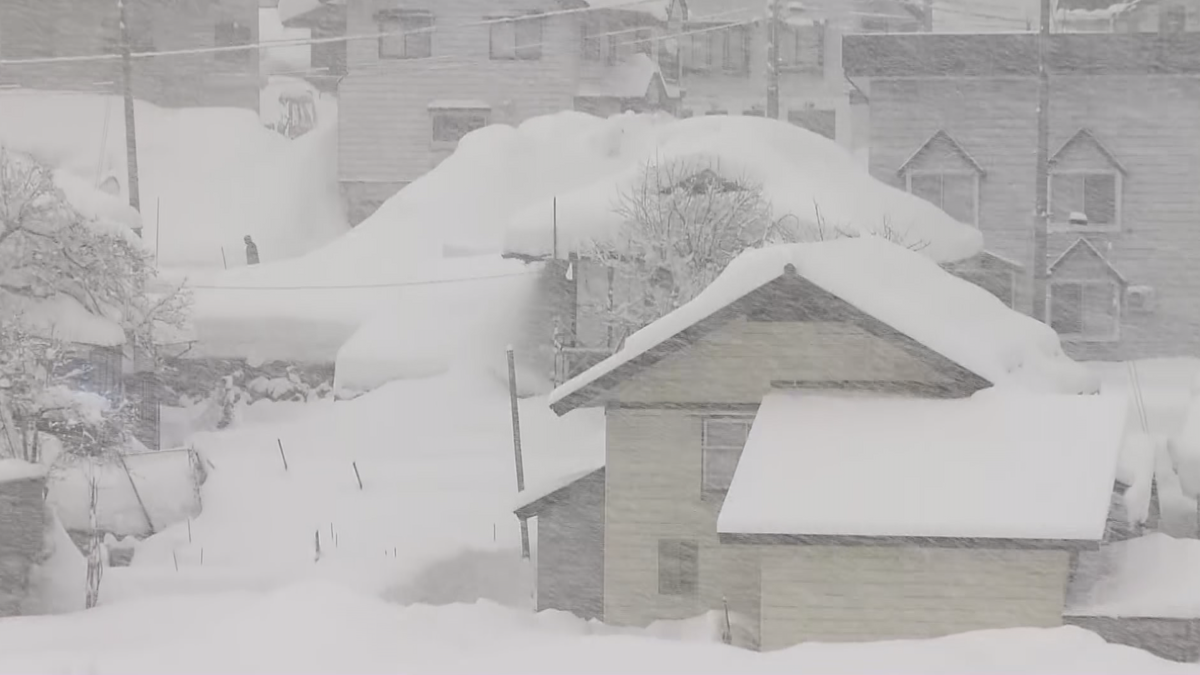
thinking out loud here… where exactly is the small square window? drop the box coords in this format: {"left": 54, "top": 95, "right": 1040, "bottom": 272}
{"left": 379, "top": 11, "right": 433, "bottom": 60}
{"left": 658, "top": 539, "right": 699, "bottom": 596}
{"left": 908, "top": 172, "right": 977, "bottom": 225}
{"left": 702, "top": 417, "right": 752, "bottom": 495}
{"left": 1050, "top": 172, "right": 1118, "bottom": 228}
{"left": 432, "top": 108, "right": 490, "bottom": 145}
{"left": 490, "top": 14, "right": 543, "bottom": 60}
{"left": 1050, "top": 281, "right": 1119, "bottom": 341}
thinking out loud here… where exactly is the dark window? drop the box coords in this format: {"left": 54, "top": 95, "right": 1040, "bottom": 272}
{"left": 777, "top": 22, "right": 824, "bottom": 71}
{"left": 702, "top": 417, "right": 752, "bottom": 495}
{"left": 1050, "top": 281, "right": 1119, "bottom": 339}
{"left": 214, "top": 20, "right": 252, "bottom": 64}
{"left": 1163, "top": 5, "right": 1187, "bottom": 33}
{"left": 379, "top": 10, "right": 433, "bottom": 59}
{"left": 582, "top": 22, "right": 604, "bottom": 61}
{"left": 909, "top": 172, "right": 977, "bottom": 225}
{"left": 788, "top": 109, "right": 837, "bottom": 140}
{"left": 682, "top": 24, "right": 748, "bottom": 74}
{"left": 490, "top": 14, "right": 543, "bottom": 60}
{"left": 658, "top": 539, "right": 699, "bottom": 596}
{"left": 1051, "top": 172, "right": 1117, "bottom": 227}
{"left": 432, "top": 108, "right": 490, "bottom": 144}
{"left": 634, "top": 28, "right": 654, "bottom": 56}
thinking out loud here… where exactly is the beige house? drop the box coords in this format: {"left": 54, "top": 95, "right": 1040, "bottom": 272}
{"left": 286, "top": 0, "right": 684, "bottom": 225}
{"left": 0, "top": 0, "right": 260, "bottom": 111}
{"left": 534, "top": 238, "right": 1125, "bottom": 651}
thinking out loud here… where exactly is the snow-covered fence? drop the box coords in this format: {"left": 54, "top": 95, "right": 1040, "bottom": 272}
{"left": 1064, "top": 616, "right": 1200, "bottom": 663}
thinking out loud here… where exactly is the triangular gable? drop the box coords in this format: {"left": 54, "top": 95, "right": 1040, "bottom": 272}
{"left": 1049, "top": 238, "right": 1128, "bottom": 285}
{"left": 514, "top": 467, "right": 605, "bottom": 519}
{"left": 897, "top": 130, "right": 985, "bottom": 177}
{"left": 1050, "top": 128, "right": 1128, "bottom": 175}
{"left": 550, "top": 269, "right": 991, "bottom": 415}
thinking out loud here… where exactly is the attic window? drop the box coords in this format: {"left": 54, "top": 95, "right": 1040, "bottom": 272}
{"left": 1048, "top": 129, "right": 1125, "bottom": 232}
{"left": 899, "top": 131, "right": 984, "bottom": 227}
{"left": 1050, "top": 280, "right": 1120, "bottom": 342}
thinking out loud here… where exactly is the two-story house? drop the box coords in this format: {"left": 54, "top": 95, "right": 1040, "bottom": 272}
{"left": 517, "top": 237, "right": 1124, "bottom": 651}
{"left": 844, "top": 31, "right": 1200, "bottom": 361}
{"left": 672, "top": 0, "right": 929, "bottom": 160}
{"left": 0, "top": 0, "right": 260, "bottom": 111}
{"left": 286, "top": 0, "right": 683, "bottom": 226}
{"left": 1058, "top": 0, "right": 1200, "bottom": 33}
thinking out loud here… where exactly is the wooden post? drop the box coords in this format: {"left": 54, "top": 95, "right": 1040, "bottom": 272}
{"left": 220, "top": 246, "right": 228, "bottom": 270}
{"left": 552, "top": 196, "right": 558, "bottom": 260}
{"left": 766, "top": 0, "right": 782, "bottom": 119}
{"left": 117, "top": 0, "right": 141, "bottom": 227}
{"left": 154, "top": 197, "right": 161, "bottom": 268}
{"left": 1032, "top": 0, "right": 1051, "bottom": 322}
{"left": 277, "top": 438, "right": 289, "bottom": 471}
{"left": 507, "top": 346, "right": 531, "bottom": 559}
{"left": 352, "top": 461, "right": 363, "bottom": 490}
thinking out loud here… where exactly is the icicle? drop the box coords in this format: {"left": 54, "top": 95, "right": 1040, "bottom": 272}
{"left": 565, "top": 261, "right": 574, "bottom": 281}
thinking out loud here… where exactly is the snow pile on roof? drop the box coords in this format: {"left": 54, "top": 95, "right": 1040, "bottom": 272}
{"left": 0, "top": 459, "right": 48, "bottom": 484}
{"left": 1170, "top": 380, "right": 1200, "bottom": 499}
{"left": 1119, "top": 431, "right": 1159, "bottom": 525}
{"left": 551, "top": 237, "right": 1098, "bottom": 408}
{"left": 716, "top": 389, "right": 1127, "bottom": 540}
{"left": 577, "top": 54, "right": 674, "bottom": 99}
{"left": 504, "top": 114, "right": 984, "bottom": 264}
{"left": 0, "top": 291, "right": 126, "bottom": 346}
{"left": 0, "top": 581, "right": 1192, "bottom": 673}
{"left": 0, "top": 90, "right": 347, "bottom": 268}
{"left": 514, "top": 464, "right": 605, "bottom": 513}
{"left": 1068, "top": 533, "right": 1200, "bottom": 619}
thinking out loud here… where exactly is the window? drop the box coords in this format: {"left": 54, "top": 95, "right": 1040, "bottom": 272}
{"left": 788, "top": 109, "right": 836, "bottom": 140}
{"left": 682, "top": 24, "right": 748, "bottom": 74}
{"left": 1163, "top": 5, "right": 1187, "bottom": 33}
{"left": 582, "top": 22, "right": 604, "bottom": 61}
{"left": 634, "top": 28, "right": 653, "bottom": 56}
{"left": 777, "top": 23, "right": 824, "bottom": 71}
{"left": 657, "top": 539, "right": 699, "bottom": 596}
{"left": 431, "top": 108, "right": 490, "bottom": 145}
{"left": 490, "top": 14, "right": 543, "bottom": 60}
{"left": 214, "top": 19, "right": 252, "bottom": 64}
{"left": 909, "top": 171, "right": 977, "bottom": 226}
{"left": 1050, "top": 171, "right": 1118, "bottom": 229}
{"left": 379, "top": 10, "right": 433, "bottom": 59}
{"left": 1050, "top": 280, "right": 1120, "bottom": 341}
{"left": 702, "top": 416, "right": 752, "bottom": 495}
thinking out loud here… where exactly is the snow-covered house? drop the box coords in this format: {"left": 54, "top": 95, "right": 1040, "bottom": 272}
{"left": 845, "top": 30, "right": 1200, "bottom": 361}
{"left": 285, "top": 0, "right": 684, "bottom": 225}
{"left": 1057, "top": 0, "right": 1200, "bottom": 33}
{"left": 0, "top": 0, "right": 260, "bottom": 111}
{"left": 533, "top": 237, "right": 1127, "bottom": 650}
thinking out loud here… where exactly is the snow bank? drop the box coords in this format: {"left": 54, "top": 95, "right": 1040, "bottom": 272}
{"left": 717, "top": 390, "right": 1127, "bottom": 540}
{"left": 0, "top": 91, "right": 347, "bottom": 268}
{"left": 20, "top": 513, "right": 87, "bottom": 616}
{"left": 1068, "top": 533, "right": 1200, "bottom": 619}
{"left": 503, "top": 114, "right": 984, "bottom": 264}
{"left": 47, "top": 450, "right": 199, "bottom": 537}
{"left": 0, "top": 581, "right": 1194, "bottom": 674}
{"left": 552, "top": 237, "right": 1098, "bottom": 409}
{"left": 0, "top": 459, "right": 47, "bottom": 484}
{"left": 128, "top": 368, "right": 605, "bottom": 597}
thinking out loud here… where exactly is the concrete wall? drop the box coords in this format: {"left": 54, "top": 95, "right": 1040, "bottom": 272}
{"left": 536, "top": 470, "right": 605, "bottom": 621}
{"left": 0, "top": 473, "right": 48, "bottom": 617}
{"left": 866, "top": 75, "right": 1200, "bottom": 360}
{"left": 759, "top": 545, "right": 1072, "bottom": 650}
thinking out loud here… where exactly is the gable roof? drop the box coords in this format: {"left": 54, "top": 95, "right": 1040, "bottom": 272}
{"left": 514, "top": 467, "right": 604, "bottom": 519}
{"left": 1050, "top": 237, "right": 1129, "bottom": 285}
{"left": 1050, "top": 128, "right": 1128, "bottom": 175}
{"left": 549, "top": 238, "right": 1099, "bottom": 415}
{"left": 897, "top": 129, "right": 986, "bottom": 176}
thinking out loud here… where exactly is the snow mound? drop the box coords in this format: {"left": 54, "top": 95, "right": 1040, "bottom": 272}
{"left": 0, "top": 459, "right": 47, "bottom": 484}
{"left": 0, "top": 91, "right": 347, "bottom": 268}
{"left": 503, "top": 113, "right": 984, "bottom": 264}
{"left": 1069, "top": 533, "right": 1200, "bottom": 619}
{"left": 552, "top": 237, "right": 1098, "bottom": 409}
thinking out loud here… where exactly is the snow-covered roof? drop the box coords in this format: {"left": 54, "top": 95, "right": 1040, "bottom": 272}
{"left": 716, "top": 389, "right": 1128, "bottom": 542}
{"left": 428, "top": 100, "right": 492, "bottom": 111}
{"left": 1067, "top": 532, "right": 1200, "bottom": 619}
{"left": 0, "top": 291, "right": 126, "bottom": 347}
{"left": 513, "top": 464, "right": 605, "bottom": 515}
{"left": 549, "top": 237, "right": 1099, "bottom": 412}
{"left": 0, "top": 459, "right": 48, "bottom": 485}
{"left": 585, "top": 0, "right": 677, "bottom": 21}
{"left": 577, "top": 54, "right": 677, "bottom": 100}
{"left": 503, "top": 115, "right": 984, "bottom": 264}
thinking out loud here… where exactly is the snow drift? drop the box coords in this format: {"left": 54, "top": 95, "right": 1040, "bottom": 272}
{"left": 0, "top": 90, "right": 347, "bottom": 268}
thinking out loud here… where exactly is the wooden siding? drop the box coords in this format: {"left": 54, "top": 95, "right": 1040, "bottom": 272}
{"left": 867, "top": 75, "right": 1200, "bottom": 360}
{"left": 609, "top": 317, "right": 952, "bottom": 404}
{"left": 603, "top": 407, "right": 762, "bottom": 648}
{"left": 0, "top": 0, "right": 259, "bottom": 110}
{"left": 759, "top": 546, "right": 1071, "bottom": 649}
{"left": 338, "top": 0, "right": 579, "bottom": 183}
{"left": 535, "top": 471, "right": 605, "bottom": 620}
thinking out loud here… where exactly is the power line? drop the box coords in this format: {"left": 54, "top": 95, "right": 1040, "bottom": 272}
{"left": 188, "top": 269, "right": 539, "bottom": 292}
{"left": 0, "top": 0, "right": 672, "bottom": 67}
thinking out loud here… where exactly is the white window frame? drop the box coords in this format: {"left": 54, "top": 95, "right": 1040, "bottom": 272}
{"left": 430, "top": 107, "right": 491, "bottom": 149}
{"left": 700, "top": 415, "right": 753, "bottom": 499}
{"left": 488, "top": 12, "right": 544, "bottom": 61}
{"left": 1048, "top": 279, "right": 1122, "bottom": 343}
{"left": 905, "top": 169, "right": 981, "bottom": 228}
{"left": 1048, "top": 169, "right": 1122, "bottom": 234}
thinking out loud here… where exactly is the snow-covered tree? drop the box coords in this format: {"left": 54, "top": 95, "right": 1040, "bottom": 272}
{"left": 0, "top": 147, "right": 190, "bottom": 459}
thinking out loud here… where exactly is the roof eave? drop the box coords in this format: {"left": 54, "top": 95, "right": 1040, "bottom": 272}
{"left": 718, "top": 532, "right": 1101, "bottom": 551}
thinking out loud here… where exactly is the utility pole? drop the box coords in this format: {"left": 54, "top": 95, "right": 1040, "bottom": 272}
{"left": 766, "top": 0, "right": 782, "bottom": 119}
{"left": 1031, "top": 0, "right": 1051, "bottom": 322}
{"left": 118, "top": 0, "right": 142, "bottom": 233}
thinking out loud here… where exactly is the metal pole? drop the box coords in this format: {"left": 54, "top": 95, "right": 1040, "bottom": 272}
{"left": 1032, "top": 0, "right": 1051, "bottom": 322}
{"left": 118, "top": 0, "right": 142, "bottom": 230}
{"left": 766, "top": 0, "right": 781, "bottom": 119}
{"left": 506, "top": 346, "right": 531, "bottom": 560}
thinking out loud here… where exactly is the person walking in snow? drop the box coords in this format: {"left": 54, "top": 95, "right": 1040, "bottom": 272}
{"left": 244, "top": 235, "right": 260, "bottom": 265}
